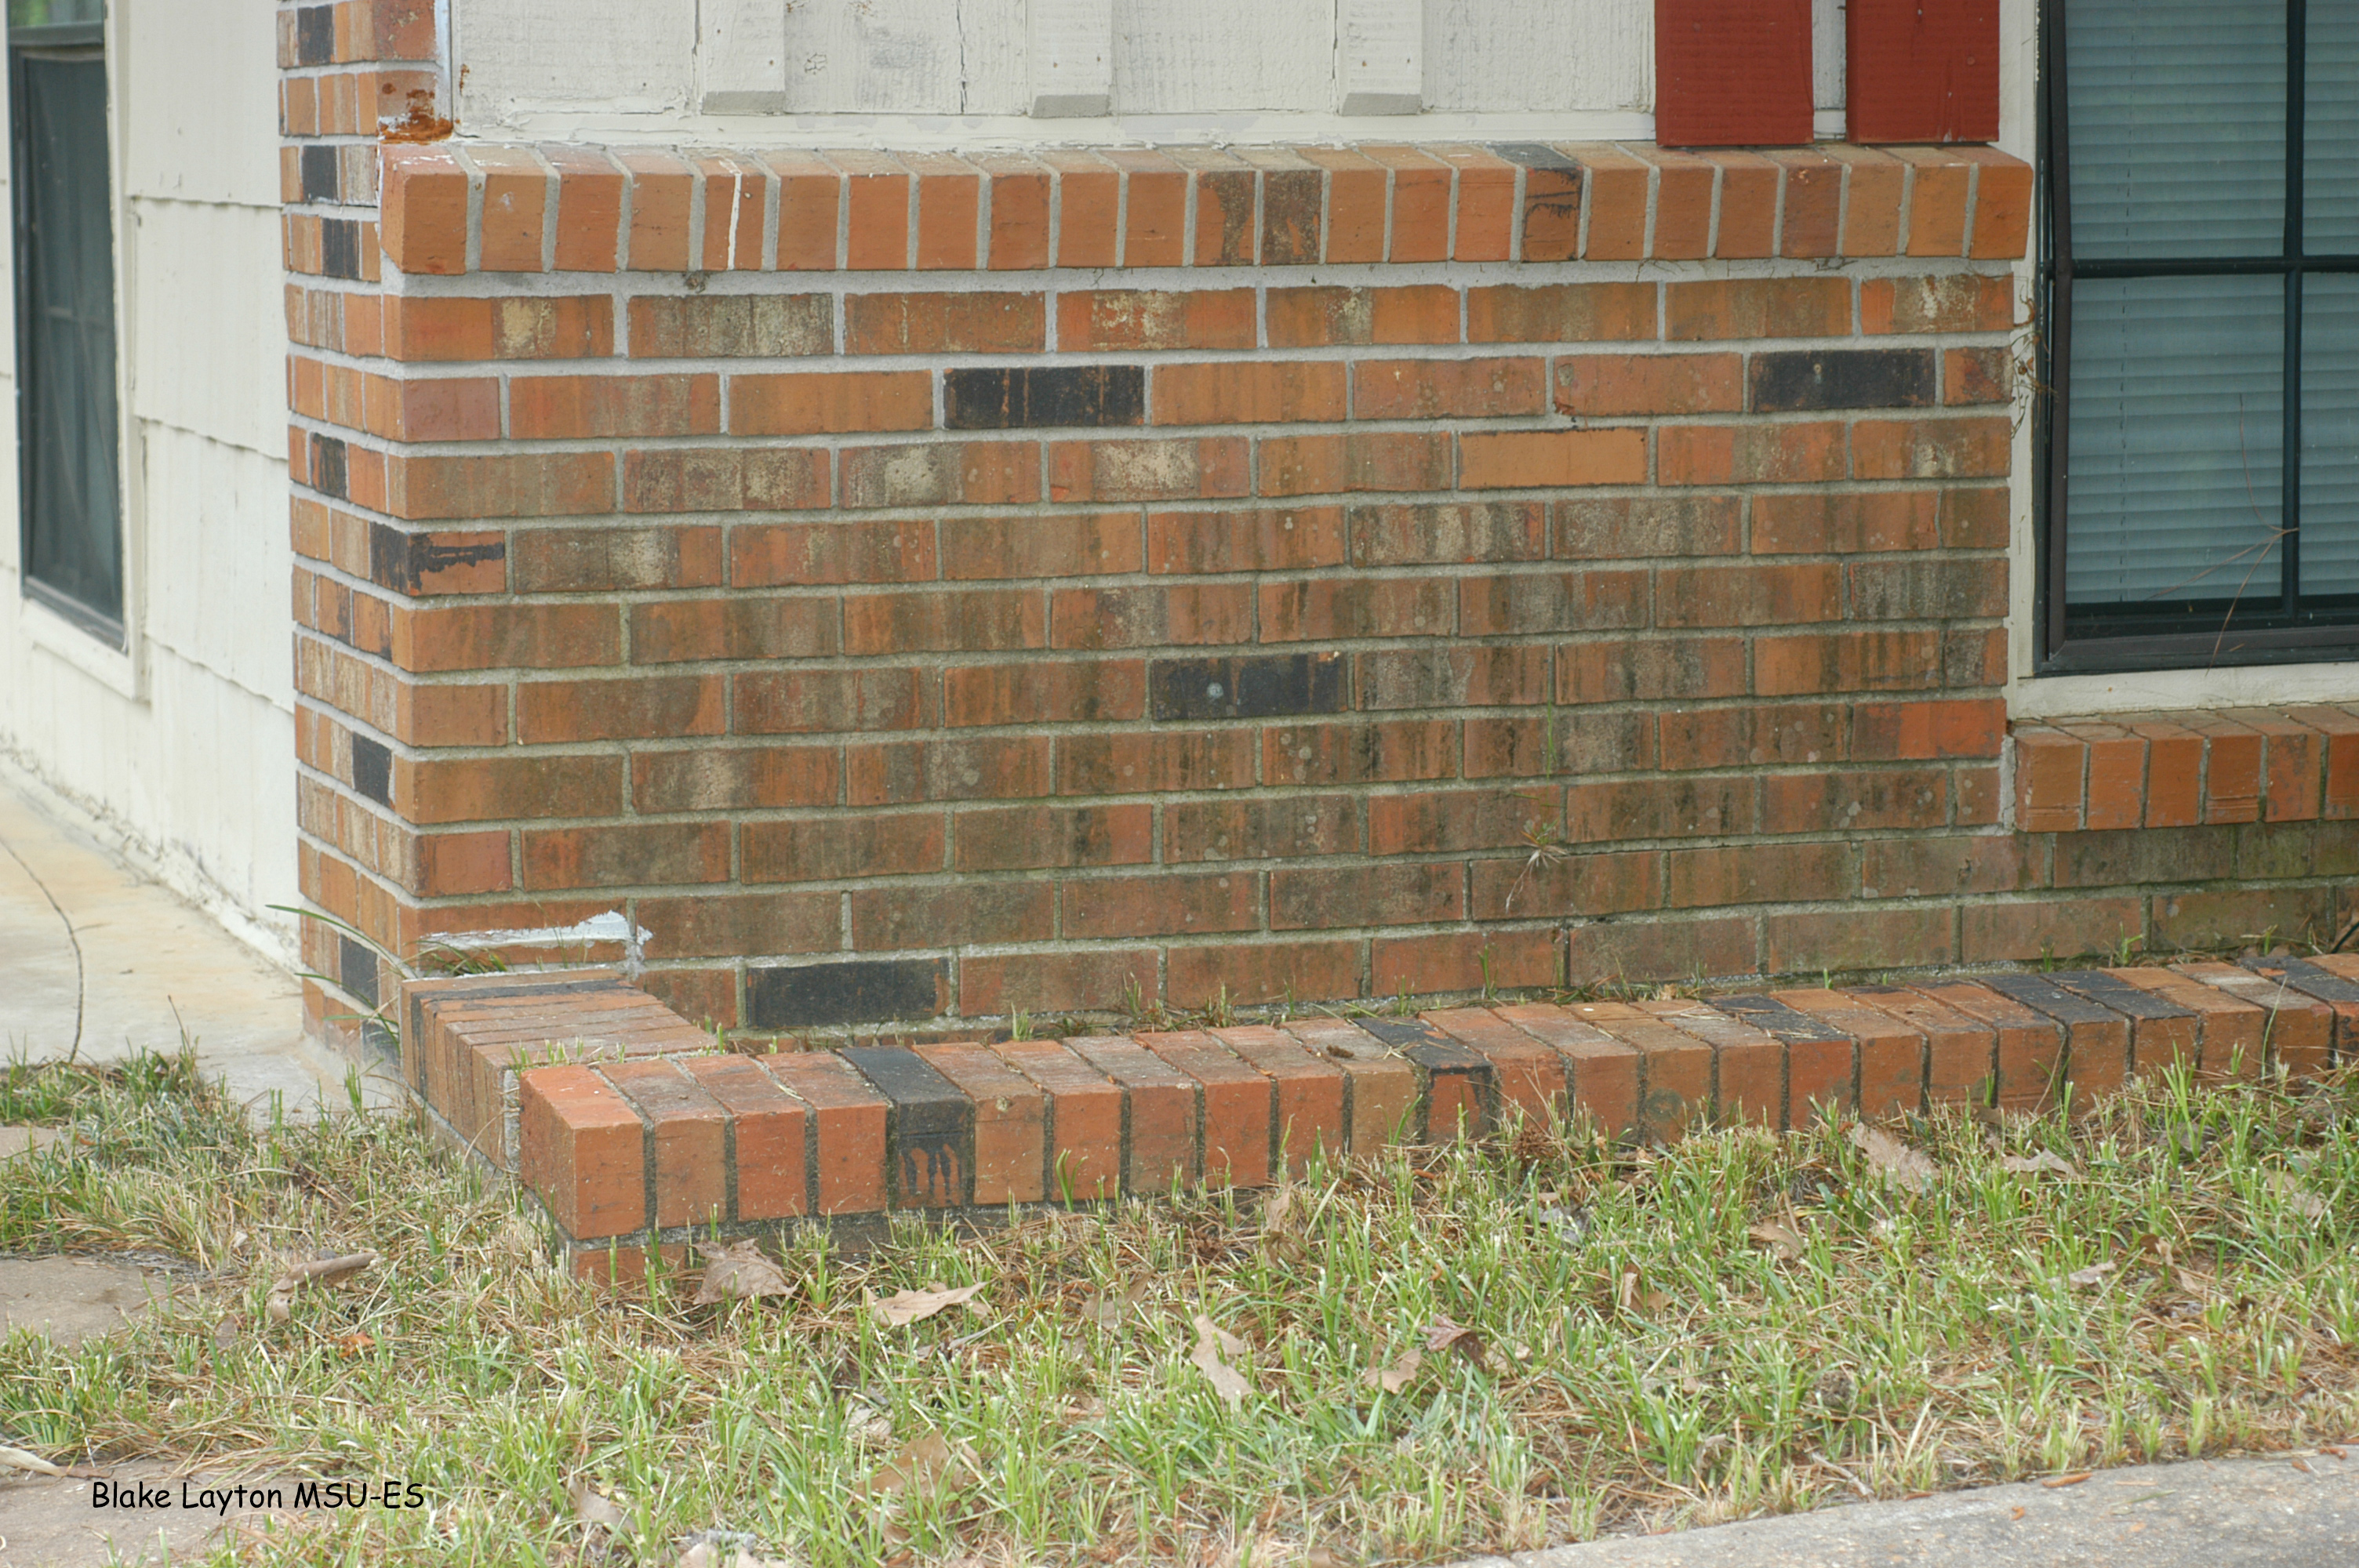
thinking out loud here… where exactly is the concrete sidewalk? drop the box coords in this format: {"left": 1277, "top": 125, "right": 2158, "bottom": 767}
{"left": 0, "top": 764, "right": 386, "bottom": 1117}
{"left": 1467, "top": 1450, "right": 2357, "bottom": 1567}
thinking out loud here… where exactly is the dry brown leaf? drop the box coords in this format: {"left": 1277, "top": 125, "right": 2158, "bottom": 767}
{"left": 1082, "top": 1279, "right": 1147, "bottom": 1328}
{"left": 1303, "top": 1551, "right": 1350, "bottom": 1568}
{"left": 2067, "top": 1261, "right": 2117, "bottom": 1289}
{"left": 0, "top": 1444, "right": 64, "bottom": 1476}
{"left": 1849, "top": 1124, "right": 1936, "bottom": 1192}
{"left": 693, "top": 1239, "right": 791, "bottom": 1305}
{"left": 874, "top": 1282, "right": 985, "bottom": 1328}
{"left": 2041, "top": 1471, "right": 2092, "bottom": 1488}
{"left": 1748, "top": 1221, "right": 1806, "bottom": 1261}
{"left": 1190, "top": 1314, "right": 1254, "bottom": 1404}
{"left": 1422, "top": 1315, "right": 1489, "bottom": 1371}
{"left": 1616, "top": 1264, "right": 1670, "bottom": 1316}
{"left": 1361, "top": 1348, "right": 1423, "bottom": 1394}
{"left": 2000, "top": 1150, "right": 2080, "bottom": 1178}
{"left": 1262, "top": 1185, "right": 1296, "bottom": 1235}
{"left": 571, "top": 1482, "right": 626, "bottom": 1532}
{"left": 264, "top": 1250, "right": 379, "bottom": 1323}
{"left": 212, "top": 1314, "right": 242, "bottom": 1351}
{"left": 2265, "top": 1171, "right": 2332, "bottom": 1221}
{"left": 864, "top": 1432, "right": 969, "bottom": 1498}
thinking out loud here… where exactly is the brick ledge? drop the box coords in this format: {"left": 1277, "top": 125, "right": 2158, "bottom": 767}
{"left": 375, "top": 140, "right": 2033, "bottom": 279}
{"left": 401, "top": 956, "right": 2350, "bottom": 1281}
{"left": 2012, "top": 707, "right": 2359, "bottom": 832}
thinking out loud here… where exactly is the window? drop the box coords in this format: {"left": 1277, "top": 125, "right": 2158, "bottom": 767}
{"left": 2040, "top": 1, "right": 2359, "bottom": 671}
{"left": 9, "top": 0, "right": 119, "bottom": 642}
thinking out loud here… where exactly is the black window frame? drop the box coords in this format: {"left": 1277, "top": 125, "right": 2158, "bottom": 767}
{"left": 2037, "top": 0, "right": 2359, "bottom": 674}
{"left": 9, "top": 5, "right": 123, "bottom": 646}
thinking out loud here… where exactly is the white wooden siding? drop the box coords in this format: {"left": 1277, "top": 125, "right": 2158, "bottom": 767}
{"left": 453, "top": 0, "right": 1856, "bottom": 141}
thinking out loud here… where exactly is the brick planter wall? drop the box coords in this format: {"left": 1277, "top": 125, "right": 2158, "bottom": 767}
{"left": 278, "top": 15, "right": 2358, "bottom": 1043}
{"left": 403, "top": 956, "right": 2357, "bottom": 1278}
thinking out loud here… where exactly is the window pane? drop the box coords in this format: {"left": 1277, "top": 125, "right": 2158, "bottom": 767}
{"left": 2065, "top": 0, "right": 2286, "bottom": 259}
{"left": 2304, "top": 276, "right": 2359, "bottom": 598}
{"left": 16, "top": 50, "right": 122, "bottom": 628}
{"left": 2065, "top": 276, "right": 2284, "bottom": 609}
{"left": 2310, "top": 8, "right": 2359, "bottom": 253}
{"left": 6, "top": 1, "right": 102, "bottom": 29}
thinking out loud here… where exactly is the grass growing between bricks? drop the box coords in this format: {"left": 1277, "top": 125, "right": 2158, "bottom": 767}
{"left": 5, "top": 1053, "right": 2359, "bottom": 1566}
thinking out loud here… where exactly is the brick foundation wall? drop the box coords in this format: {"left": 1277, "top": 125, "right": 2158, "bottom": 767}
{"left": 280, "top": 81, "right": 2357, "bottom": 1040}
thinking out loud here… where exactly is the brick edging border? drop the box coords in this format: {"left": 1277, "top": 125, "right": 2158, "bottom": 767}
{"left": 371, "top": 141, "right": 2033, "bottom": 279}
{"left": 402, "top": 955, "right": 2356, "bottom": 1279}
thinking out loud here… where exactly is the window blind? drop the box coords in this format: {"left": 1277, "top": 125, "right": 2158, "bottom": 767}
{"left": 2305, "top": 276, "right": 2359, "bottom": 597}
{"left": 2310, "top": 9, "right": 2359, "bottom": 254}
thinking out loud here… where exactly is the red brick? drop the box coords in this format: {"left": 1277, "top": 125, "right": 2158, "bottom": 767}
{"left": 951, "top": 803, "right": 1153, "bottom": 872}
{"left": 1556, "top": 143, "right": 1646, "bottom": 260}
{"left": 1372, "top": 929, "right": 1558, "bottom": 997}
{"left": 1209, "top": 1025, "right": 1347, "bottom": 1174}
{"left": 989, "top": 1039, "right": 1123, "bottom": 1202}
{"left": 1063, "top": 873, "right": 1259, "bottom": 940}
{"left": 758, "top": 1052, "right": 889, "bottom": 1216}
{"left": 1666, "top": 278, "right": 1852, "bottom": 340}
{"left": 732, "top": 666, "right": 933, "bottom": 735}
{"left": 1862, "top": 274, "right": 2014, "bottom": 334}
{"left": 943, "top": 513, "right": 1140, "bottom": 579}
{"left": 2111, "top": 967, "right": 2266, "bottom": 1083}
{"left": 1423, "top": 1007, "right": 1567, "bottom": 1123}
{"left": 961, "top": 949, "right": 1158, "bottom": 1018}
{"left": 679, "top": 1051, "right": 806, "bottom": 1225}
{"left": 1466, "top": 283, "right": 1655, "bottom": 343}
{"left": 1773, "top": 989, "right": 1925, "bottom": 1119}
{"left": 849, "top": 883, "right": 1053, "bottom": 952}
{"left": 915, "top": 1041, "right": 1045, "bottom": 1205}
{"left": 1148, "top": 506, "right": 1347, "bottom": 574}
{"left": 616, "top": 151, "right": 694, "bottom": 272}
{"left": 1266, "top": 720, "right": 1456, "bottom": 786}
{"left": 601, "top": 1059, "right": 727, "bottom": 1229}
{"left": 1356, "top": 357, "right": 1548, "bottom": 419}
{"left": 1266, "top": 285, "right": 1460, "bottom": 347}
{"left": 1459, "top": 429, "right": 1648, "bottom": 488}
{"left": 1850, "top": 986, "right": 1995, "bottom": 1109}
{"left": 1750, "top": 491, "right": 1941, "bottom": 554}
{"left": 1632, "top": 143, "right": 1715, "bottom": 260}
{"left": 1554, "top": 353, "right": 1743, "bottom": 416}
{"left": 1041, "top": 151, "right": 1118, "bottom": 267}
{"left": 903, "top": 151, "right": 980, "bottom": 269}
{"left": 516, "top": 676, "right": 722, "bottom": 743}
{"left": 1659, "top": 423, "right": 1845, "bottom": 486}
{"left": 1831, "top": 146, "right": 1906, "bottom": 256}
{"left": 2242, "top": 710, "right": 2324, "bottom": 822}
{"left": 2172, "top": 960, "right": 2333, "bottom": 1080}
{"left": 521, "top": 822, "right": 729, "bottom": 891}
{"left": 731, "top": 519, "right": 937, "bottom": 586}
{"left": 1852, "top": 417, "right": 2012, "bottom": 480}
{"left": 518, "top": 1065, "right": 645, "bottom": 1239}
{"left": 1706, "top": 150, "right": 1780, "bottom": 258}
{"left": 849, "top": 735, "right": 1052, "bottom": 806}
{"left": 1049, "top": 583, "right": 1252, "bottom": 648}
{"left": 1165, "top": 939, "right": 1363, "bottom": 1010}
{"left": 380, "top": 146, "right": 467, "bottom": 276}
{"left": 1278, "top": 1016, "right": 1419, "bottom": 1149}
{"left": 1488, "top": 1004, "right": 1640, "bottom": 1136}
{"left": 620, "top": 448, "right": 829, "bottom": 514}
{"left": 845, "top": 292, "right": 1045, "bottom": 354}
{"left": 1753, "top": 629, "right": 1945, "bottom": 695}
{"left": 1364, "top": 145, "right": 1452, "bottom": 261}
{"left": 1567, "top": 1001, "right": 1713, "bottom": 1142}
{"left": 842, "top": 587, "right": 1046, "bottom": 656}
{"left": 470, "top": 145, "right": 549, "bottom": 272}
{"left": 730, "top": 371, "right": 932, "bottom": 435}
{"left": 1299, "top": 146, "right": 1387, "bottom": 263}
{"left": 831, "top": 149, "right": 911, "bottom": 268}
{"left": 1964, "top": 147, "right": 2035, "bottom": 260}
{"left": 1154, "top": 361, "right": 1346, "bottom": 426}
{"left": 1057, "top": 731, "right": 1254, "bottom": 796}
{"left": 1049, "top": 438, "right": 1249, "bottom": 503}
{"left": 1134, "top": 1031, "right": 1270, "bottom": 1189}
{"left": 2014, "top": 726, "right": 2088, "bottom": 832}
{"left": 944, "top": 659, "right": 1145, "bottom": 726}
{"left": 1642, "top": 1001, "right": 1785, "bottom": 1128}
{"left": 1057, "top": 289, "right": 1256, "bottom": 351}
{"left": 2120, "top": 717, "right": 2205, "bottom": 826}
{"left": 1066, "top": 1034, "right": 1198, "bottom": 1194}
{"left": 1165, "top": 795, "right": 1362, "bottom": 862}
{"left": 545, "top": 143, "right": 625, "bottom": 272}
{"left": 1914, "top": 982, "right": 2066, "bottom": 1112}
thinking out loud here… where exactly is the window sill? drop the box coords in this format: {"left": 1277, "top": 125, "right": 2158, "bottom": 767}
{"left": 2011, "top": 659, "right": 2359, "bottom": 720}
{"left": 20, "top": 588, "right": 141, "bottom": 701}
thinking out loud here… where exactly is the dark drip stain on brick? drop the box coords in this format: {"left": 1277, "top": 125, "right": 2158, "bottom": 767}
{"left": 321, "top": 219, "right": 362, "bottom": 281}
{"left": 1150, "top": 652, "right": 1346, "bottom": 721}
{"left": 1259, "top": 169, "right": 1324, "bottom": 266}
{"left": 1199, "top": 169, "right": 1256, "bottom": 264}
{"left": 349, "top": 734, "right": 391, "bottom": 805}
{"left": 301, "top": 146, "right": 340, "bottom": 205}
{"left": 943, "top": 365, "right": 1144, "bottom": 430}
{"left": 841, "top": 1045, "right": 973, "bottom": 1208}
{"left": 369, "top": 522, "right": 506, "bottom": 594}
{"left": 749, "top": 958, "right": 945, "bottom": 1029}
{"left": 309, "top": 434, "right": 348, "bottom": 499}
{"left": 1748, "top": 348, "right": 1936, "bottom": 412}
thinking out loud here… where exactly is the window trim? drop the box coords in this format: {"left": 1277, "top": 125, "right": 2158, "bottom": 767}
{"left": 2036, "top": 0, "right": 2359, "bottom": 675}
{"left": 5, "top": 2, "right": 140, "bottom": 692}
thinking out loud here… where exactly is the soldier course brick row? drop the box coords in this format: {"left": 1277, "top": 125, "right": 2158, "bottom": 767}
{"left": 369, "top": 140, "right": 2033, "bottom": 280}
{"left": 402, "top": 953, "right": 2359, "bottom": 1279}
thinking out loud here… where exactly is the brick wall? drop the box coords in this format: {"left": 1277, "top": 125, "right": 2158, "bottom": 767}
{"left": 280, "top": 89, "right": 2357, "bottom": 1040}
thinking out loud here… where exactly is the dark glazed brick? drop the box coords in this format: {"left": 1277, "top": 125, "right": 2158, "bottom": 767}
{"left": 747, "top": 958, "right": 945, "bottom": 1028}
{"left": 1973, "top": 972, "right": 2132, "bottom": 1100}
{"left": 301, "top": 145, "right": 338, "bottom": 204}
{"left": 1749, "top": 350, "right": 1936, "bottom": 412}
{"left": 1150, "top": 652, "right": 1346, "bottom": 721}
{"left": 338, "top": 937, "right": 378, "bottom": 1008}
{"left": 1357, "top": 1016, "right": 1493, "bottom": 1138}
{"left": 310, "top": 435, "right": 348, "bottom": 499}
{"left": 841, "top": 1044, "right": 974, "bottom": 1208}
{"left": 1260, "top": 169, "right": 1325, "bottom": 265}
{"left": 944, "top": 365, "right": 1144, "bottom": 430}
{"left": 369, "top": 523, "right": 506, "bottom": 595}
{"left": 322, "top": 220, "right": 362, "bottom": 281}
{"left": 1712, "top": 993, "right": 1853, "bottom": 1121}
{"left": 349, "top": 735, "right": 391, "bottom": 805}
{"left": 295, "top": 4, "right": 333, "bottom": 64}
{"left": 1713, "top": 994, "right": 1851, "bottom": 1044}
{"left": 2245, "top": 955, "right": 2359, "bottom": 1007}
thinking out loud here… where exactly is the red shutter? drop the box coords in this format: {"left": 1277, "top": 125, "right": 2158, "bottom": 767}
{"left": 1845, "top": 0, "right": 2001, "bottom": 143}
{"left": 1654, "top": 0, "right": 1815, "bottom": 149}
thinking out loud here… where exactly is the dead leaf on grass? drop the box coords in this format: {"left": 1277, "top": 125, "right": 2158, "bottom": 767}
{"left": 1190, "top": 1314, "right": 1255, "bottom": 1404}
{"left": 1361, "top": 1348, "right": 1423, "bottom": 1394}
{"left": 2265, "top": 1171, "right": 2332, "bottom": 1221}
{"left": 873, "top": 1282, "right": 985, "bottom": 1327}
{"left": 2067, "top": 1261, "right": 2117, "bottom": 1290}
{"left": 1081, "top": 1279, "right": 1147, "bottom": 1329}
{"left": 693, "top": 1240, "right": 791, "bottom": 1305}
{"left": 1849, "top": 1124, "right": 1936, "bottom": 1192}
{"left": 1748, "top": 1221, "right": 1806, "bottom": 1261}
{"left": 863, "top": 1432, "right": 971, "bottom": 1498}
{"left": 1423, "top": 1315, "right": 1489, "bottom": 1372}
{"left": 1616, "top": 1265, "right": 1671, "bottom": 1316}
{"left": 2000, "top": 1151, "right": 2080, "bottom": 1178}
{"left": 264, "top": 1250, "right": 379, "bottom": 1323}
{"left": 571, "top": 1482, "right": 627, "bottom": 1533}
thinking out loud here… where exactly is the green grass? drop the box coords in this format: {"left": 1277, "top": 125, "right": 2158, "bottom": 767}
{"left": 4, "top": 1055, "right": 2358, "bottom": 1565}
